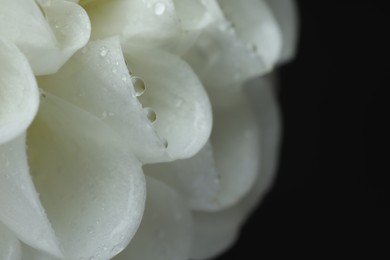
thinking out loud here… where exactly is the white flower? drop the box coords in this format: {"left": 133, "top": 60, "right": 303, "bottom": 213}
{"left": 0, "top": 0, "right": 297, "bottom": 259}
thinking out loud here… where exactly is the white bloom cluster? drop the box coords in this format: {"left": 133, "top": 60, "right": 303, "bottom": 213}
{"left": 0, "top": 0, "right": 297, "bottom": 259}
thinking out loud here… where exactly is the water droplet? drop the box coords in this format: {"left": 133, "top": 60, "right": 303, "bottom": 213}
{"left": 98, "top": 46, "right": 108, "bottom": 57}
{"left": 154, "top": 2, "right": 166, "bottom": 16}
{"left": 112, "top": 67, "right": 118, "bottom": 74}
{"left": 88, "top": 257, "right": 95, "bottom": 260}
{"left": 144, "top": 108, "right": 157, "bottom": 123}
{"left": 131, "top": 76, "right": 146, "bottom": 96}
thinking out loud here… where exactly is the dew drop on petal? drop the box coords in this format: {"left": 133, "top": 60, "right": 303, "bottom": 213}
{"left": 144, "top": 108, "right": 157, "bottom": 123}
{"left": 131, "top": 76, "right": 146, "bottom": 96}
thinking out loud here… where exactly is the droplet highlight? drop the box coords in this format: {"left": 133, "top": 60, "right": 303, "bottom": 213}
{"left": 98, "top": 46, "right": 108, "bottom": 57}
{"left": 154, "top": 2, "right": 166, "bottom": 16}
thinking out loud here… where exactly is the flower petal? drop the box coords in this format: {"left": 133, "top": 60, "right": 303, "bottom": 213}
{"left": 209, "top": 92, "right": 261, "bottom": 209}
{"left": 184, "top": 0, "right": 282, "bottom": 88}
{"left": 171, "top": 0, "right": 219, "bottom": 30}
{"left": 190, "top": 77, "right": 282, "bottom": 259}
{"left": 145, "top": 92, "right": 260, "bottom": 211}
{"left": 27, "top": 93, "right": 146, "bottom": 259}
{"left": 145, "top": 142, "right": 221, "bottom": 210}
{"left": 114, "top": 176, "right": 193, "bottom": 260}
{"left": 244, "top": 75, "right": 282, "bottom": 200}
{"left": 83, "top": 0, "right": 215, "bottom": 54}
{"left": 0, "top": 223, "right": 22, "bottom": 260}
{"left": 0, "top": 135, "right": 62, "bottom": 258}
{"left": 123, "top": 43, "right": 213, "bottom": 160}
{"left": 37, "top": 37, "right": 169, "bottom": 163}
{"left": 0, "top": 0, "right": 90, "bottom": 75}
{"left": 265, "top": 0, "right": 299, "bottom": 64}
{"left": 0, "top": 40, "right": 39, "bottom": 145}
{"left": 190, "top": 209, "right": 241, "bottom": 260}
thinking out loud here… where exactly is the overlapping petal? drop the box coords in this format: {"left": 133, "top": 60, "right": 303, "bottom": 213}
{"left": 37, "top": 37, "right": 169, "bottom": 163}
{"left": 114, "top": 177, "right": 193, "bottom": 260}
{"left": 82, "top": 0, "right": 218, "bottom": 54}
{"left": 184, "top": 0, "right": 282, "bottom": 88}
{"left": 27, "top": 93, "right": 146, "bottom": 259}
{"left": 0, "top": 135, "right": 62, "bottom": 258}
{"left": 145, "top": 142, "right": 221, "bottom": 210}
{"left": 38, "top": 37, "right": 211, "bottom": 163}
{"left": 0, "top": 0, "right": 297, "bottom": 258}
{"left": 122, "top": 43, "right": 212, "bottom": 160}
{"left": 146, "top": 92, "right": 261, "bottom": 211}
{"left": 0, "top": 40, "right": 39, "bottom": 145}
{"left": 0, "top": 0, "right": 90, "bottom": 75}
{"left": 190, "top": 76, "right": 282, "bottom": 259}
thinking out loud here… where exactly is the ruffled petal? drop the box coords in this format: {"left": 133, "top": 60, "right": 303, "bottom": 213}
{"left": 37, "top": 37, "right": 169, "bottom": 164}
{"left": 0, "top": 223, "right": 22, "bottom": 260}
{"left": 190, "top": 76, "right": 282, "bottom": 259}
{"left": 184, "top": 0, "right": 282, "bottom": 88}
{"left": 145, "top": 142, "right": 221, "bottom": 210}
{"left": 122, "top": 43, "right": 213, "bottom": 160}
{"left": 0, "top": 0, "right": 90, "bottom": 75}
{"left": 82, "top": 0, "right": 216, "bottom": 54}
{"left": 114, "top": 177, "right": 193, "bottom": 260}
{"left": 0, "top": 135, "right": 62, "bottom": 258}
{"left": 265, "top": 0, "right": 299, "bottom": 64}
{"left": 27, "top": 92, "right": 146, "bottom": 259}
{"left": 0, "top": 40, "right": 39, "bottom": 145}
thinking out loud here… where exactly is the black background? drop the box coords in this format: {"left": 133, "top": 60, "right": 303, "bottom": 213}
{"left": 217, "top": 1, "right": 387, "bottom": 258}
